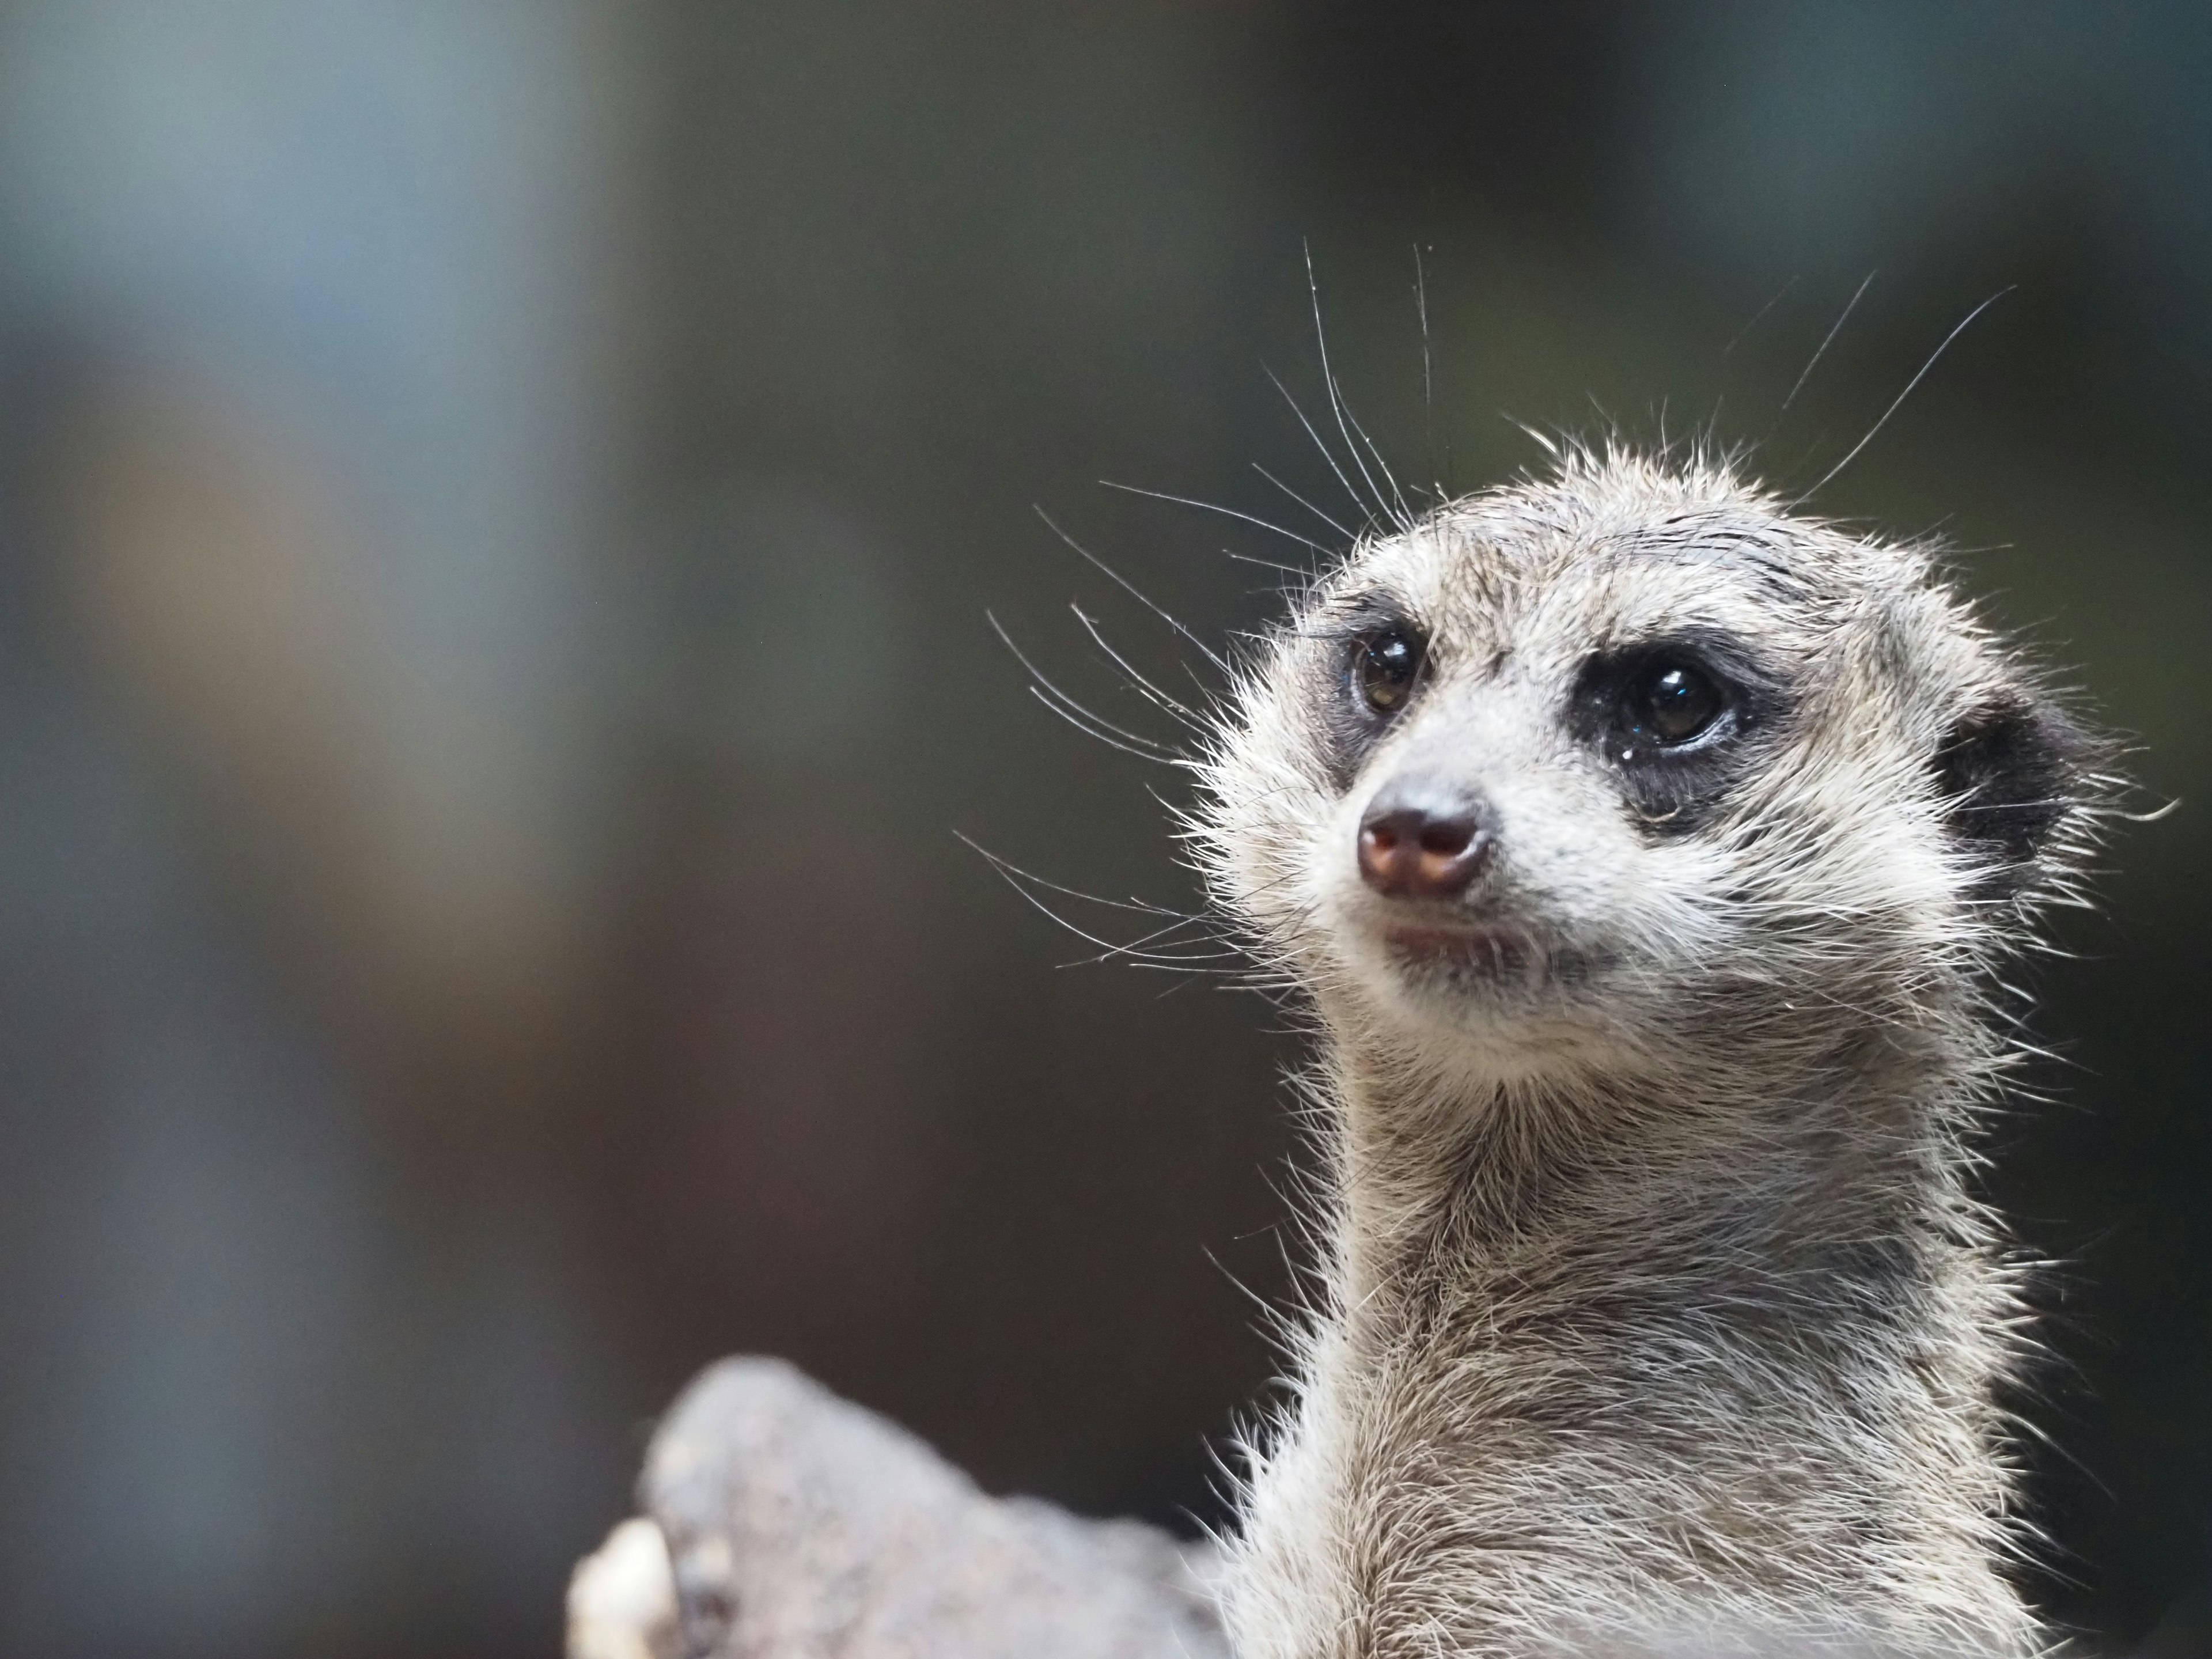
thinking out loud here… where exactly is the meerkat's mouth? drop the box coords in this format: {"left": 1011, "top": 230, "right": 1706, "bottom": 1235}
{"left": 1382, "top": 921, "right": 1538, "bottom": 978}
{"left": 1372, "top": 914, "right": 1604, "bottom": 994}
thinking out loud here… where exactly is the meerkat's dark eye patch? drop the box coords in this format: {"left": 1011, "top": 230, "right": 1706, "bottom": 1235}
{"left": 1308, "top": 598, "right": 1430, "bottom": 789}
{"left": 1571, "top": 635, "right": 1784, "bottom": 836}
{"left": 1933, "top": 694, "right": 2093, "bottom": 887}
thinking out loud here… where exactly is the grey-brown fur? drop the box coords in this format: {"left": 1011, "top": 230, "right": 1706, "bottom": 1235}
{"left": 1198, "top": 444, "right": 2109, "bottom": 1658}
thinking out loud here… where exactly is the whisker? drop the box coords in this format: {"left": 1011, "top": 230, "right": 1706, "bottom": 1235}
{"left": 1252, "top": 463, "right": 1354, "bottom": 544}
{"left": 1062, "top": 914, "right": 1242, "bottom": 970}
{"left": 1305, "top": 241, "right": 1412, "bottom": 531}
{"left": 1033, "top": 505, "right": 1232, "bottom": 675}
{"left": 1342, "top": 400, "right": 1414, "bottom": 533}
{"left": 1225, "top": 548, "right": 1312, "bottom": 578}
{"left": 1069, "top": 603, "right": 1209, "bottom": 732}
{"left": 1094, "top": 941, "right": 1246, "bottom": 969}
{"left": 955, "top": 831, "right": 1204, "bottom": 920}
{"left": 1723, "top": 272, "right": 1800, "bottom": 358}
{"left": 1414, "top": 241, "right": 1438, "bottom": 495}
{"left": 1792, "top": 286, "right": 2013, "bottom": 505}
{"left": 1782, "top": 268, "right": 1875, "bottom": 411}
{"left": 1099, "top": 479, "right": 1331, "bottom": 556}
{"left": 988, "top": 871, "right": 1175, "bottom": 959}
{"left": 1026, "top": 687, "right": 1186, "bottom": 766}
{"left": 990, "top": 874, "right": 1238, "bottom": 975}
{"left": 1264, "top": 365, "right": 1376, "bottom": 535}
{"left": 987, "top": 611, "right": 1182, "bottom": 760}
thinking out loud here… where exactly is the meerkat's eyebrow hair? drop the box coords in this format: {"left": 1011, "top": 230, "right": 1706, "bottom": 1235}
{"left": 1292, "top": 590, "right": 1418, "bottom": 647}
{"left": 1327, "top": 589, "right": 1417, "bottom": 624}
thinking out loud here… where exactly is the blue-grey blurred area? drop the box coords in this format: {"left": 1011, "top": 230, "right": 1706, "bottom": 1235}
{"left": 0, "top": 3, "right": 2203, "bottom": 1654}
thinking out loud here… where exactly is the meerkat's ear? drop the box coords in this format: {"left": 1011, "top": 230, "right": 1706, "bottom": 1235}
{"left": 1933, "top": 690, "right": 2100, "bottom": 884}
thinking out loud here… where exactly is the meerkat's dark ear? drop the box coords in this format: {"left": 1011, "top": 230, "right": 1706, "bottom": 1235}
{"left": 1933, "top": 692, "right": 2097, "bottom": 882}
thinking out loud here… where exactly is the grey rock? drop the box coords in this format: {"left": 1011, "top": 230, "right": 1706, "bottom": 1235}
{"left": 638, "top": 1357, "right": 1229, "bottom": 1659}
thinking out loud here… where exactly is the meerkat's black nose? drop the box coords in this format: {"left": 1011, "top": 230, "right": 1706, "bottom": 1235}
{"left": 1358, "top": 779, "right": 1496, "bottom": 899}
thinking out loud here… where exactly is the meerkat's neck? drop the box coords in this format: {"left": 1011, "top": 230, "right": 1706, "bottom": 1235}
{"left": 1329, "top": 1021, "right": 1972, "bottom": 1315}
{"left": 1229, "top": 1004, "right": 2043, "bottom": 1659}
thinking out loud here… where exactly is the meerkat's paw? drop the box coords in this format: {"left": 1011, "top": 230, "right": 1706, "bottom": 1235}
{"left": 566, "top": 1516, "right": 679, "bottom": 1659}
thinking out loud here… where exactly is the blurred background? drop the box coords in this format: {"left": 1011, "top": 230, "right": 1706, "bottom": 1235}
{"left": 0, "top": 2, "right": 2205, "bottom": 1654}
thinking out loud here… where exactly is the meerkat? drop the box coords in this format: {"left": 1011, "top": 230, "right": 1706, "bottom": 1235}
{"left": 569, "top": 440, "right": 2110, "bottom": 1659}
{"left": 1198, "top": 442, "right": 2108, "bottom": 1658}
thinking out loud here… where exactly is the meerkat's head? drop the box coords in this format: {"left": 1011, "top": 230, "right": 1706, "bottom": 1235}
{"left": 1199, "top": 447, "right": 2105, "bottom": 1089}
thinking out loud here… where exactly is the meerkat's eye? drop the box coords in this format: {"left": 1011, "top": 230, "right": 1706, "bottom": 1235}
{"left": 1627, "top": 660, "right": 1725, "bottom": 746}
{"left": 1354, "top": 629, "right": 1423, "bottom": 715}
{"left": 1571, "top": 637, "right": 1776, "bottom": 833}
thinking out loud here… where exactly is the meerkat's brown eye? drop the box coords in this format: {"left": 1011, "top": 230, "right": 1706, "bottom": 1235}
{"left": 1355, "top": 630, "right": 1422, "bottom": 715}
{"left": 1630, "top": 661, "right": 1724, "bottom": 745}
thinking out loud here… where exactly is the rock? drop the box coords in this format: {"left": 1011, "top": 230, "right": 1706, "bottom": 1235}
{"left": 570, "top": 1356, "right": 1228, "bottom": 1659}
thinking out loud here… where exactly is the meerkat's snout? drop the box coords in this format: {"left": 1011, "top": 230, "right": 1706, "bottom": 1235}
{"left": 1355, "top": 775, "right": 1497, "bottom": 900}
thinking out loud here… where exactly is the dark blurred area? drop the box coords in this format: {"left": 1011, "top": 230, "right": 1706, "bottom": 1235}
{"left": 0, "top": 3, "right": 2205, "bottom": 1654}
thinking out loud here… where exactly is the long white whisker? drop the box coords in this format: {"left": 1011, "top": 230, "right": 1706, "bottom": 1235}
{"left": 1724, "top": 272, "right": 1799, "bottom": 357}
{"left": 1033, "top": 505, "right": 1232, "bottom": 675}
{"left": 1305, "top": 241, "right": 1411, "bottom": 531}
{"left": 1253, "top": 463, "right": 1354, "bottom": 544}
{"left": 1026, "top": 687, "right": 1187, "bottom": 766}
{"left": 1782, "top": 268, "right": 1875, "bottom": 411}
{"left": 1099, "top": 479, "right": 1331, "bottom": 556}
{"left": 1793, "top": 287, "right": 2013, "bottom": 505}
{"left": 1264, "top": 365, "right": 1376, "bottom": 534}
{"left": 986, "top": 611, "right": 1181, "bottom": 759}
{"left": 1226, "top": 549, "right": 1312, "bottom": 578}
{"left": 954, "top": 831, "right": 1203, "bottom": 919}
{"left": 1414, "top": 241, "right": 1437, "bottom": 495}
{"left": 1069, "top": 603, "right": 1209, "bottom": 732}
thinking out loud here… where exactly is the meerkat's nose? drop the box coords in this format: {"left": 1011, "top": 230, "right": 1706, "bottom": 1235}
{"left": 1358, "top": 778, "right": 1495, "bottom": 900}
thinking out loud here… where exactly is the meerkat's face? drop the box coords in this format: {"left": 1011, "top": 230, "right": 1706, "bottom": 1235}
{"left": 1202, "top": 454, "right": 2093, "bottom": 1081}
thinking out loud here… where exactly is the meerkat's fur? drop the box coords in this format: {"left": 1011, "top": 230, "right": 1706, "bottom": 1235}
{"left": 1196, "top": 444, "right": 2109, "bottom": 1659}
